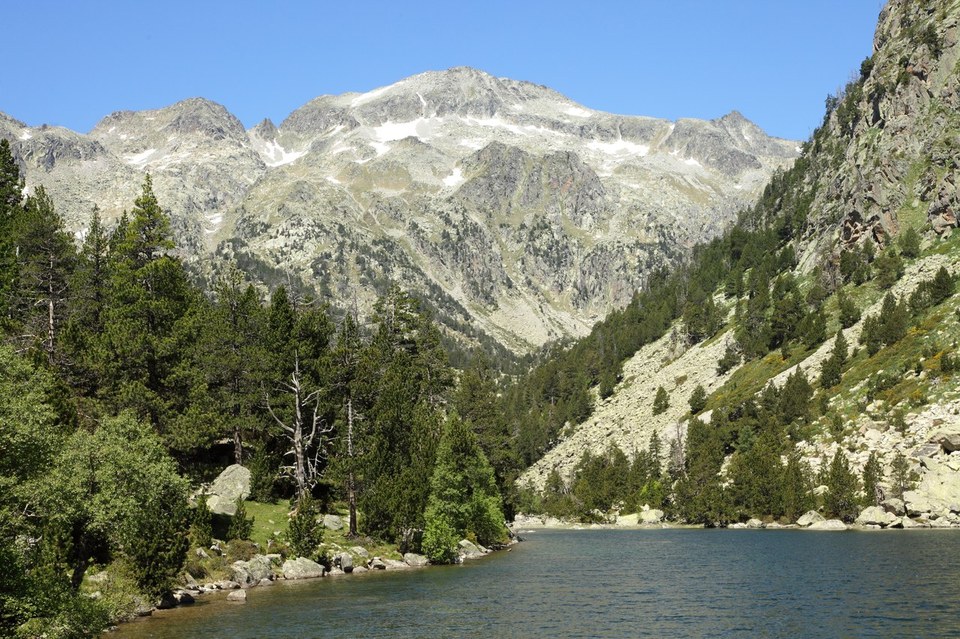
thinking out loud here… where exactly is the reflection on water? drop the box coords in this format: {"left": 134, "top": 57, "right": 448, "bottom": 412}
{"left": 111, "top": 529, "right": 960, "bottom": 638}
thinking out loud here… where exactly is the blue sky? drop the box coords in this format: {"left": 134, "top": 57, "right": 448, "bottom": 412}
{"left": 4, "top": 1, "right": 882, "bottom": 141}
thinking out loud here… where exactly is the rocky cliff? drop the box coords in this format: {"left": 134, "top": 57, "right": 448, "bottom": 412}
{"left": 0, "top": 68, "right": 797, "bottom": 353}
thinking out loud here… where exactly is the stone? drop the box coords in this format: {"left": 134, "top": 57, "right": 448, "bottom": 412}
{"left": 639, "top": 509, "right": 664, "bottom": 525}
{"left": 336, "top": 552, "right": 353, "bottom": 573}
{"left": 323, "top": 514, "right": 344, "bottom": 531}
{"left": 352, "top": 565, "right": 369, "bottom": 574}
{"left": 383, "top": 558, "right": 409, "bottom": 570}
{"left": 615, "top": 513, "right": 639, "bottom": 526}
{"left": 746, "top": 518, "right": 764, "bottom": 529}
{"left": 369, "top": 558, "right": 387, "bottom": 570}
{"left": 258, "top": 578, "right": 274, "bottom": 586}
{"left": 232, "top": 555, "right": 274, "bottom": 587}
{"left": 350, "top": 546, "right": 370, "bottom": 559}
{"left": 174, "top": 592, "right": 195, "bottom": 605}
{"left": 206, "top": 465, "right": 251, "bottom": 516}
{"left": 808, "top": 519, "right": 847, "bottom": 531}
{"left": 226, "top": 589, "right": 247, "bottom": 602}
{"left": 881, "top": 498, "right": 905, "bottom": 516}
{"left": 403, "top": 552, "right": 429, "bottom": 567}
{"left": 796, "top": 510, "right": 826, "bottom": 527}
{"left": 156, "top": 593, "right": 177, "bottom": 610}
{"left": 856, "top": 506, "right": 898, "bottom": 527}
{"left": 458, "top": 539, "right": 485, "bottom": 560}
{"left": 899, "top": 517, "right": 920, "bottom": 529}
{"left": 903, "top": 491, "right": 935, "bottom": 517}
{"left": 932, "top": 429, "right": 960, "bottom": 453}
{"left": 282, "top": 557, "right": 325, "bottom": 580}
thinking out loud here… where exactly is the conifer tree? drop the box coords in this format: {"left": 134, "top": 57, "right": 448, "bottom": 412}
{"left": 861, "top": 451, "right": 881, "bottom": 506}
{"left": 819, "top": 330, "right": 848, "bottom": 389}
{"left": 652, "top": 386, "right": 670, "bottom": 415}
{"left": 688, "top": 385, "right": 707, "bottom": 415}
{"left": 824, "top": 449, "right": 859, "bottom": 522}
{"left": 836, "top": 287, "right": 861, "bottom": 328}
{"left": 898, "top": 226, "right": 921, "bottom": 259}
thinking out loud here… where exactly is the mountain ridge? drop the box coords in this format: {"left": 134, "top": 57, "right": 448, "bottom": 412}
{"left": 0, "top": 66, "right": 798, "bottom": 353}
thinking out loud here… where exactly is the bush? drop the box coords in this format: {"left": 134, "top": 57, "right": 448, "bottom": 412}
{"left": 227, "top": 499, "right": 254, "bottom": 541}
{"left": 652, "top": 386, "right": 670, "bottom": 416}
{"left": 287, "top": 496, "right": 324, "bottom": 559}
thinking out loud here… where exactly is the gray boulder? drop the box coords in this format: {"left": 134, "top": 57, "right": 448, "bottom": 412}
{"left": 206, "top": 465, "right": 251, "bottom": 516}
{"left": 383, "top": 558, "right": 410, "bottom": 570}
{"left": 282, "top": 557, "right": 325, "bottom": 580}
{"left": 903, "top": 491, "right": 935, "bottom": 517}
{"left": 856, "top": 506, "right": 898, "bottom": 527}
{"left": 403, "top": 552, "right": 429, "bottom": 567}
{"left": 639, "top": 509, "right": 665, "bottom": 525}
{"left": 232, "top": 555, "right": 274, "bottom": 587}
{"left": 458, "top": 539, "right": 485, "bottom": 560}
{"left": 746, "top": 518, "right": 764, "bottom": 529}
{"left": 796, "top": 510, "right": 826, "bottom": 527}
{"left": 323, "top": 514, "right": 343, "bottom": 531}
{"left": 336, "top": 552, "right": 354, "bottom": 573}
{"left": 353, "top": 565, "right": 369, "bottom": 574}
{"left": 808, "top": 519, "right": 847, "bottom": 531}
{"left": 932, "top": 429, "right": 960, "bottom": 453}
{"left": 881, "top": 498, "right": 906, "bottom": 516}
{"left": 369, "top": 557, "right": 387, "bottom": 570}
{"left": 226, "top": 589, "right": 246, "bottom": 602}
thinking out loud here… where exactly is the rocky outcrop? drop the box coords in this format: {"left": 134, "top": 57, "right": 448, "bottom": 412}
{"left": 0, "top": 67, "right": 796, "bottom": 355}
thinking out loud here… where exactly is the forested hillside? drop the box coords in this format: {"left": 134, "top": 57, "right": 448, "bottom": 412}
{"left": 507, "top": 0, "right": 960, "bottom": 527}
{"left": 0, "top": 141, "right": 507, "bottom": 636}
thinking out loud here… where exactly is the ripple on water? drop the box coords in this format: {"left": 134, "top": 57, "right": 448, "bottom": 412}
{"left": 111, "top": 529, "right": 960, "bottom": 639}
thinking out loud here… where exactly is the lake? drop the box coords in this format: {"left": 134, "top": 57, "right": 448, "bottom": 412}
{"left": 111, "top": 528, "right": 960, "bottom": 638}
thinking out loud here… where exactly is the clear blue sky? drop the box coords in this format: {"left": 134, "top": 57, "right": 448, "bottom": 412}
{"left": 3, "top": 0, "right": 883, "bottom": 141}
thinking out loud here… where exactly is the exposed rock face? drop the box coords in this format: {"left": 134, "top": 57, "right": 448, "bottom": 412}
{"left": 798, "top": 0, "right": 960, "bottom": 267}
{"left": 0, "top": 67, "right": 796, "bottom": 353}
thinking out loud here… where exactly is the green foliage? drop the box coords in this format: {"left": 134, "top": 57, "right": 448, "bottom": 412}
{"left": 862, "top": 452, "right": 882, "bottom": 507}
{"left": 652, "top": 386, "right": 670, "bottom": 416}
{"left": 890, "top": 451, "right": 917, "bottom": 501}
{"left": 421, "top": 413, "right": 506, "bottom": 563}
{"left": 248, "top": 447, "right": 278, "bottom": 503}
{"left": 717, "top": 343, "right": 741, "bottom": 374}
{"left": 227, "top": 499, "right": 255, "bottom": 541}
{"left": 837, "top": 288, "right": 861, "bottom": 328}
{"left": 823, "top": 449, "right": 859, "bottom": 522}
{"left": 873, "top": 248, "right": 904, "bottom": 289}
{"left": 688, "top": 385, "right": 707, "bottom": 415}
{"left": 190, "top": 495, "right": 213, "bottom": 549}
{"left": 287, "top": 496, "right": 324, "bottom": 559}
{"left": 898, "top": 227, "right": 921, "bottom": 259}
{"left": 819, "top": 331, "right": 848, "bottom": 389}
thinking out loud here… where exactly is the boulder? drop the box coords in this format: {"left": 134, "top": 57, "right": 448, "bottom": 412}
{"left": 352, "top": 565, "right": 369, "bottom": 574}
{"left": 336, "top": 552, "right": 353, "bottom": 573}
{"left": 808, "top": 519, "right": 847, "bottom": 531}
{"left": 903, "top": 491, "right": 935, "bottom": 517}
{"left": 369, "top": 557, "right": 387, "bottom": 570}
{"left": 282, "top": 557, "right": 325, "bottom": 580}
{"left": 881, "top": 498, "right": 906, "bottom": 516}
{"left": 232, "top": 555, "right": 274, "bottom": 587}
{"left": 746, "top": 518, "right": 764, "bottom": 529}
{"left": 899, "top": 517, "right": 920, "bottom": 529}
{"left": 403, "top": 553, "right": 429, "bottom": 567}
{"left": 639, "top": 509, "right": 664, "bottom": 525}
{"left": 226, "top": 589, "right": 247, "bottom": 602}
{"left": 458, "top": 539, "right": 485, "bottom": 560}
{"left": 932, "top": 429, "right": 960, "bottom": 453}
{"left": 383, "top": 558, "right": 409, "bottom": 570}
{"left": 206, "top": 465, "right": 251, "bottom": 515}
{"left": 174, "top": 591, "right": 195, "bottom": 605}
{"left": 856, "top": 506, "right": 898, "bottom": 527}
{"left": 350, "top": 546, "right": 370, "bottom": 560}
{"left": 323, "top": 514, "right": 343, "bottom": 531}
{"left": 796, "top": 510, "right": 826, "bottom": 527}
{"left": 615, "top": 513, "right": 639, "bottom": 526}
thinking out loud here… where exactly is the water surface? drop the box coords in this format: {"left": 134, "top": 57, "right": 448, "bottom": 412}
{"left": 112, "top": 529, "right": 960, "bottom": 638}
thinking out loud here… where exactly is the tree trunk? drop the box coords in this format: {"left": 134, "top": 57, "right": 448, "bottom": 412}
{"left": 347, "top": 396, "right": 357, "bottom": 537}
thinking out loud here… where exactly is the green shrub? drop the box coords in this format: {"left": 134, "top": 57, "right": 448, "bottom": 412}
{"left": 287, "top": 496, "right": 324, "bottom": 559}
{"left": 227, "top": 499, "right": 254, "bottom": 541}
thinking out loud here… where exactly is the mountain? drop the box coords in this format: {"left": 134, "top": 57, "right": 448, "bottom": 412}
{"left": 515, "top": 0, "right": 960, "bottom": 527}
{"left": 0, "top": 68, "right": 797, "bottom": 353}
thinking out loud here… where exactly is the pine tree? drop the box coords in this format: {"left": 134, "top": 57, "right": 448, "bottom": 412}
{"left": 781, "top": 451, "right": 813, "bottom": 522}
{"left": 836, "top": 287, "right": 861, "bottom": 328}
{"left": 898, "top": 226, "right": 921, "bottom": 259}
{"left": 227, "top": 498, "right": 254, "bottom": 540}
{"left": 890, "top": 451, "right": 916, "bottom": 502}
{"left": 824, "top": 449, "right": 859, "bottom": 522}
{"left": 819, "top": 330, "right": 848, "bottom": 389}
{"left": 422, "top": 413, "right": 506, "bottom": 563}
{"left": 861, "top": 451, "right": 881, "bottom": 506}
{"left": 874, "top": 248, "right": 904, "bottom": 289}
{"left": 778, "top": 368, "right": 813, "bottom": 425}
{"left": 929, "top": 266, "right": 954, "bottom": 305}
{"left": 652, "top": 386, "right": 670, "bottom": 415}
{"left": 688, "top": 385, "right": 707, "bottom": 415}
{"left": 0, "top": 139, "right": 25, "bottom": 325}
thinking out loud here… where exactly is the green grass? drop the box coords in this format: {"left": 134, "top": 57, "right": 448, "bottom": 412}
{"left": 706, "top": 346, "right": 813, "bottom": 411}
{"left": 243, "top": 500, "right": 292, "bottom": 548}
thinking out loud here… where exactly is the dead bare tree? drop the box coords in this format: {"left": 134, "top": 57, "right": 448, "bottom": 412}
{"left": 265, "top": 352, "right": 332, "bottom": 501}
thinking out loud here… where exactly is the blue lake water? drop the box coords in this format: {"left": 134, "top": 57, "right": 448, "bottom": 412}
{"left": 111, "top": 528, "right": 960, "bottom": 638}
